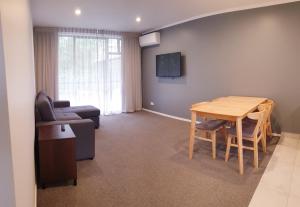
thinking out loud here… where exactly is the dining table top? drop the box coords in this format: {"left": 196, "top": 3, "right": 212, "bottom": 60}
{"left": 190, "top": 96, "right": 267, "bottom": 120}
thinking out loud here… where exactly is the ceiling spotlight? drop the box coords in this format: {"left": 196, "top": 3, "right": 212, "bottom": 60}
{"left": 136, "top": 17, "right": 141, "bottom": 22}
{"left": 75, "top": 8, "right": 81, "bottom": 16}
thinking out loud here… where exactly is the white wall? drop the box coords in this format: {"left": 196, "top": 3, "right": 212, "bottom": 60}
{"left": 0, "top": 0, "right": 36, "bottom": 207}
{"left": 0, "top": 15, "right": 17, "bottom": 207}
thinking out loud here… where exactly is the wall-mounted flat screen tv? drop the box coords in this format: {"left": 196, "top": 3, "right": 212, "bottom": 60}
{"left": 156, "top": 52, "right": 181, "bottom": 77}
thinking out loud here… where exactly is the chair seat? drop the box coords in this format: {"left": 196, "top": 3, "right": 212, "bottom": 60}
{"left": 196, "top": 120, "right": 226, "bottom": 131}
{"left": 243, "top": 117, "right": 257, "bottom": 126}
{"left": 228, "top": 122, "right": 257, "bottom": 138}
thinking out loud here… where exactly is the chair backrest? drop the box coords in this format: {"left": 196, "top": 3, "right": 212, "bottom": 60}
{"left": 258, "top": 102, "right": 272, "bottom": 123}
{"left": 265, "top": 99, "right": 274, "bottom": 109}
{"left": 247, "top": 109, "right": 266, "bottom": 138}
{"left": 264, "top": 99, "right": 274, "bottom": 122}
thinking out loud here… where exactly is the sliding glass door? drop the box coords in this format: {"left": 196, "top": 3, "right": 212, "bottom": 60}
{"left": 58, "top": 33, "right": 122, "bottom": 115}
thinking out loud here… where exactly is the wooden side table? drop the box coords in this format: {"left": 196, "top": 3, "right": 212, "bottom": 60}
{"left": 38, "top": 124, "right": 77, "bottom": 188}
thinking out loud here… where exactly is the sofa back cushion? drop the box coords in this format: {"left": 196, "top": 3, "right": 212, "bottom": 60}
{"left": 35, "top": 91, "right": 56, "bottom": 121}
{"left": 47, "top": 95, "right": 54, "bottom": 109}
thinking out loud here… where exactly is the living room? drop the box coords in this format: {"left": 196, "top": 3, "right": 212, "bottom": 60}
{"left": 1, "top": 0, "right": 300, "bottom": 207}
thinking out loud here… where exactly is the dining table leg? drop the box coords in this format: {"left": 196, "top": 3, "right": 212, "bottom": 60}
{"left": 236, "top": 117, "right": 244, "bottom": 175}
{"left": 189, "top": 111, "right": 197, "bottom": 160}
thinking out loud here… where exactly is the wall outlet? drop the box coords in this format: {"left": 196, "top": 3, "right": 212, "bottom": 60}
{"left": 150, "top": 101, "right": 155, "bottom": 106}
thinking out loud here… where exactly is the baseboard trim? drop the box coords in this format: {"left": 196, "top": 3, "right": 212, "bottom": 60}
{"left": 272, "top": 133, "right": 282, "bottom": 137}
{"left": 142, "top": 108, "right": 282, "bottom": 137}
{"left": 280, "top": 132, "right": 299, "bottom": 138}
{"left": 142, "top": 108, "right": 191, "bottom": 122}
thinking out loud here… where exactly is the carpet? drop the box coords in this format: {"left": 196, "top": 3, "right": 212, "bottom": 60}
{"left": 37, "top": 111, "right": 278, "bottom": 207}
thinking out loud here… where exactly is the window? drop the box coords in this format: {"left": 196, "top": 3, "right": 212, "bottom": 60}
{"left": 58, "top": 33, "right": 122, "bottom": 115}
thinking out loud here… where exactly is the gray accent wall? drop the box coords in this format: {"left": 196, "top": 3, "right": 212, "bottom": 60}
{"left": 142, "top": 2, "right": 300, "bottom": 133}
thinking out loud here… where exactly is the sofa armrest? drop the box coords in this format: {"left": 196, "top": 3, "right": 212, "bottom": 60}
{"left": 69, "top": 119, "right": 95, "bottom": 160}
{"left": 53, "top": 100, "right": 70, "bottom": 108}
{"left": 36, "top": 119, "right": 95, "bottom": 160}
{"left": 36, "top": 119, "right": 89, "bottom": 127}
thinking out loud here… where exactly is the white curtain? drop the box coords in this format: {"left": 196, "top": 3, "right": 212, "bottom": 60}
{"left": 58, "top": 28, "right": 123, "bottom": 115}
{"left": 122, "top": 33, "right": 142, "bottom": 112}
{"left": 34, "top": 27, "right": 58, "bottom": 99}
{"left": 34, "top": 27, "right": 142, "bottom": 115}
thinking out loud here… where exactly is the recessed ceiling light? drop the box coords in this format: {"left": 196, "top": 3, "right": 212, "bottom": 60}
{"left": 74, "top": 8, "right": 81, "bottom": 16}
{"left": 136, "top": 17, "right": 141, "bottom": 23}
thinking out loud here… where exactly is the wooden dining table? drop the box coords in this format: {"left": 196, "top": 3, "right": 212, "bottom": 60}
{"left": 189, "top": 96, "right": 267, "bottom": 175}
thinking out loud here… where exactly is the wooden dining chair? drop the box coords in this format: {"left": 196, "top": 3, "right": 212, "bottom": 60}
{"left": 194, "top": 119, "right": 227, "bottom": 160}
{"left": 191, "top": 102, "right": 227, "bottom": 159}
{"left": 243, "top": 99, "right": 274, "bottom": 135}
{"left": 225, "top": 107, "right": 267, "bottom": 168}
{"left": 258, "top": 102, "right": 273, "bottom": 148}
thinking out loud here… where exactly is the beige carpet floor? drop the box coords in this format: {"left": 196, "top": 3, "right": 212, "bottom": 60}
{"left": 37, "top": 111, "right": 279, "bottom": 207}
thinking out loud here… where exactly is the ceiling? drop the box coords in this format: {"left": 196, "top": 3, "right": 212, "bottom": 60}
{"left": 30, "top": 0, "right": 298, "bottom": 33}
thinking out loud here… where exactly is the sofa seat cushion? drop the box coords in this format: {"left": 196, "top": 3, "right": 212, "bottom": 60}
{"left": 54, "top": 106, "right": 100, "bottom": 118}
{"left": 55, "top": 112, "right": 82, "bottom": 121}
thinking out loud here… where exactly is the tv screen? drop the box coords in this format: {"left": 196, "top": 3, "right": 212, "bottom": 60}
{"left": 156, "top": 52, "right": 181, "bottom": 77}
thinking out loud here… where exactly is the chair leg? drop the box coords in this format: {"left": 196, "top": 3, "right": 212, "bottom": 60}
{"left": 253, "top": 140, "right": 259, "bottom": 168}
{"left": 211, "top": 131, "right": 216, "bottom": 160}
{"left": 225, "top": 135, "right": 232, "bottom": 162}
{"left": 261, "top": 138, "right": 267, "bottom": 153}
{"left": 261, "top": 125, "right": 267, "bottom": 153}
{"left": 267, "top": 118, "right": 272, "bottom": 137}
{"left": 222, "top": 126, "right": 228, "bottom": 143}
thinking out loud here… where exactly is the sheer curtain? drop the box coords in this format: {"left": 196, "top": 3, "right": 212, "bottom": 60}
{"left": 58, "top": 28, "right": 122, "bottom": 115}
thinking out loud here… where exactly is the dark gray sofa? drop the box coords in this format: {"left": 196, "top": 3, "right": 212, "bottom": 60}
{"left": 35, "top": 91, "right": 100, "bottom": 160}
